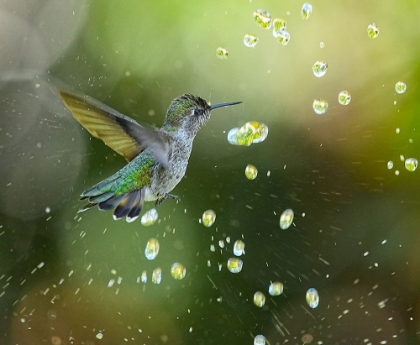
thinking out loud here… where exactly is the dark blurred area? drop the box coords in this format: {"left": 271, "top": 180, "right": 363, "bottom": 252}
{"left": 1, "top": 0, "right": 420, "bottom": 344}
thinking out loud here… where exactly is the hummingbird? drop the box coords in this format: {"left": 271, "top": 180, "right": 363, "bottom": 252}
{"left": 59, "top": 90, "right": 241, "bottom": 222}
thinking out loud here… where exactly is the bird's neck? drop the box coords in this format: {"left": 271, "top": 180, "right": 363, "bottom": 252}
{"left": 162, "top": 123, "right": 198, "bottom": 144}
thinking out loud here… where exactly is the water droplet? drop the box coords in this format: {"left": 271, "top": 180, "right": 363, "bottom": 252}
{"left": 395, "top": 170, "right": 400, "bottom": 176}
{"left": 301, "top": 333, "right": 314, "bottom": 344}
{"left": 367, "top": 23, "right": 379, "bottom": 38}
{"left": 145, "top": 238, "right": 160, "bottom": 260}
{"left": 202, "top": 210, "right": 216, "bottom": 227}
{"left": 279, "top": 209, "right": 294, "bottom": 229}
{"left": 45, "top": 207, "right": 51, "bottom": 213}
{"left": 405, "top": 158, "right": 418, "bottom": 172}
{"left": 253, "top": 9, "right": 272, "bottom": 29}
{"left": 170, "top": 263, "right": 186, "bottom": 280}
{"left": 245, "top": 164, "right": 258, "bottom": 180}
{"left": 141, "top": 270, "right": 147, "bottom": 283}
{"left": 152, "top": 268, "right": 162, "bottom": 284}
{"left": 319, "top": 41, "right": 325, "bottom": 48}
{"left": 312, "top": 61, "right": 328, "bottom": 77}
{"left": 236, "top": 122, "right": 257, "bottom": 146}
{"left": 254, "top": 334, "right": 266, "bottom": 345}
{"left": 387, "top": 161, "right": 393, "bottom": 170}
{"left": 396, "top": 128, "right": 400, "bottom": 134}
{"left": 313, "top": 99, "right": 328, "bottom": 114}
{"left": 141, "top": 208, "right": 158, "bottom": 226}
{"left": 395, "top": 81, "right": 407, "bottom": 94}
{"left": 51, "top": 335, "right": 62, "bottom": 345}
{"left": 306, "top": 288, "right": 319, "bottom": 308}
{"left": 216, "top": 47, "right": 228, "bottom": 60}
{"left": 233, "top": 240, "right": 245, "bottom": 256}
{"left": 244, "top": 34, "right": 259, "bottom": 48}
{"left": 96, "top": 332, "right": 104, "bottom": 340}
{"left": 227, "top": 258, "right": 243, "bottom": 273}
{"left": 35, "top": 83, "right": 41, "bottom": 88}
{"left": 227, "top": 127, "right": 240, "bottom": 145}
{"left": 253, "top": 291, "right": 266, "bottom": 307}
{"left": 268, "top": 281, "right": 284, "bottom": 296}
{"left": 274, "top": 30, "right": 291, "bottom": 46}
{"left": 250, "top": 121, "right": 269, "bottom": 143}
{"left": 301, "top": 3, "right": 313, "bottom": 20}
{"left": 227, "top": 122, "right": 268, "bottom": 146}
{"left": 272, "top": 18, "right": 287, "bottom": 37}
{"left": 338, "top": 91, "right": 351, "bottom": 105}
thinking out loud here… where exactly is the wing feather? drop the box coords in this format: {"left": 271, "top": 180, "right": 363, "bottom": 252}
{"left": 59, "top": 90, "right": 170, "bottom": 166}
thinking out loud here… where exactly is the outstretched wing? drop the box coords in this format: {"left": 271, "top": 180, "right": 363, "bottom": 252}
{"left": 59, "top": 90, "right": 170, "bottom": 166}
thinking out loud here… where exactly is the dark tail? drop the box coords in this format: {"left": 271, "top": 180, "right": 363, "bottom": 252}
{"left": 78, "top": 178, "right": 145, "bottom": 222}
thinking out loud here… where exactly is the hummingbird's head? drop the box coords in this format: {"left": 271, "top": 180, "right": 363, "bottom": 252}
{"left": 164, "top": 94, "right": 241, "bottom": 136}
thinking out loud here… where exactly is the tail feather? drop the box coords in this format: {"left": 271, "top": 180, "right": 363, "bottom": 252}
{"left": 88, "top": 191, "right": 115, "bottom": 204}
{"left": 126, "top": 189, "right": 145, "bottom": 222}
{"left": 77, "top": 175, "right": 145, "bottom": 222}
{"left": 113, "top": 191, "right": 140, "bottom": 220}
{"left": 80, "top": 177, "right": 119, "bottom": 199}
{"left": 78, "top": 202, "right": 97, "bottom": 213}
{"left": 98, "top": 194, "right": 125, "bottom": 211}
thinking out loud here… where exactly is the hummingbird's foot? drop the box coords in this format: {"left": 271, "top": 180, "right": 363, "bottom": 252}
{"left": 165, "top": 193, "right": 179, "bottom": 200}
{"left": 155, "top": 193, "right": 179, "bottom": 206}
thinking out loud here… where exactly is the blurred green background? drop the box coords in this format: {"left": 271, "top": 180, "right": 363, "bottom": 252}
{"left": 1, "top": 0, "right": 420, "bottom": 344}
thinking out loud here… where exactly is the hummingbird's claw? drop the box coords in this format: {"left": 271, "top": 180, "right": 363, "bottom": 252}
{"left": 155, "top": 193, "right": 179, "bottom": 206}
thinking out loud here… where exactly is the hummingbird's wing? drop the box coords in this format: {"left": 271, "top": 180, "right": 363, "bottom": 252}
{"left": 59, "top": 90, "right": 171, "bottom": 166}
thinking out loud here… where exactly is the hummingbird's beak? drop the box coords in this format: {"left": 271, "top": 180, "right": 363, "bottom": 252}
{"left": 210, "top": 101, "right": 242, "bottom": 110}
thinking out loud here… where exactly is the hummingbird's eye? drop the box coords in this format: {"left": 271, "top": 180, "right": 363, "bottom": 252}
{"left": 193, "top": 108, "right": 201, "bottom": 116}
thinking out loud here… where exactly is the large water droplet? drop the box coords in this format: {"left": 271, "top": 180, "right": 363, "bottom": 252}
{"left": 253, "top": 9, "right": 272, "bottom": 29}
{"left": 244, "top": 34, "right": 259, "bottom": 48}
{"left": 141, "top": 208, "right": 158, "bottom": 226}
{"left": 338, "top": 91, "right": 351, "bottom": 105}
{"left": 367, "top": 23, "right": 379, "bottom": 38}
{"left": 279, "top": 209, "right": 294, "bottom": 229}
{"left": 141, "top": 270, "right": 147, "bottom": 283}
{"left": 313, "top": 99, "right": 328, "bottom": 114}
{"left": 216, "top": 47, "right": 228, "bottom": 60}
{"left": 387, "top": 161, "right": 394, "bottom": 170}
{"left": 233, "top": 240, "right": 245, "bottom": 256}
{"left": 405, "top": 158, "right": 418, "bottom": 172}
{"left": 272, "top": 18, "right": 287, "bottom": 37}
{"left": 170, "top": 263, "right": 186, "bottom": 280}
{"left": 250, "top": 121, "right": 269, "bottom": 143}
{"left": 253, "top": 291, "right": 266, "bottom": 307}
{"left": 245, "top": 164, "right": 258, "bottom": 180}
{"left": 274, "top": 30, "right": 290, "bottom": 46}
{"left": 227, "top": 122, "right": 268, "bottom": 146}
{"left": 152, "top": 268, "right": 162, "bottom": 284}
{"left": 145, "top": 238, "right": 160, "bottom": 260}
{"left": 301, "top": 3, "right": 313, "bottom": 20}
{"left": 202, "top": 210, "right": 216, "bottom": 227}
{"left": 254, "top": 334, "right": 266, "bottom": 345}
{"left": 395, "top": 81, "right": 407, "bottom": 94}
{"left": 227, "top": 127, "right": 240, "bottom": 145}
{"left": 268, "top": 281, "right": 284, "bottom": 296}
{"left": 227, "top": 258, "right": 243, "bottom": 273}
{"left": 306, "top": 288, "right": 319, "bottom": 308}
{"left": 312, "top": 61, "right": 328, "bottom": 77}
